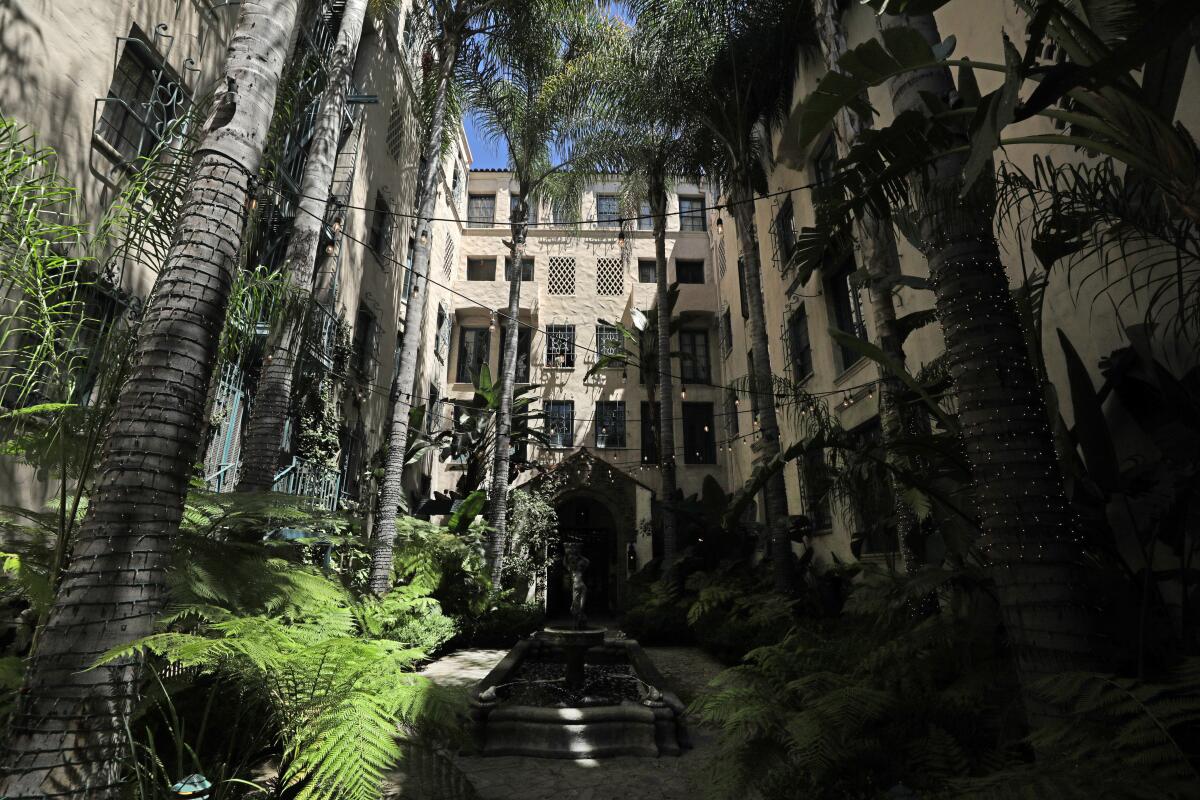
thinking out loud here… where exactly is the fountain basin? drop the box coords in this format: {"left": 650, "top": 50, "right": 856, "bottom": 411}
{"left": 468, "top": 635, "right": 691, "bottom": 759}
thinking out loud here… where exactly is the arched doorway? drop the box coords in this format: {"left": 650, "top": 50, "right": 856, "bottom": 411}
{"left": 547, "top": 492, "right": 617, "bottom": 621}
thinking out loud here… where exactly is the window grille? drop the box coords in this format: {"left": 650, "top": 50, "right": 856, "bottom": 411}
{"left": 596, "top": 194, "right": 621, "bottom": 228}
{"left": 828, "top": 260, "right": 867, "bottom": 372}
{"left": 351, "top": 306, "right": 377, "bottom": 377}
{"left": 548, "top": 256, "right": 575, "bottom": 295}
{"left": 717, "top": 239, "right": 727, "bottom": 279}
{"left": 441, "top": 235, "right": 455, "bottom": 280}
{"left": 596, "top": 323, "right": 623, "bottom": 360}
{"left": 545, "top": 400, "right": 575, "bottom": 448}
{"left": 678, "top": 195, "right": 707, "bottom": 232}
{"left": 426, "top": 383, "right": 440, "bottom": 434}
{"left": 719, "top": 305, "right": 733, "bottom": 359}
{"left": 787, "top": 304, "right": 813, "bottom": 380}
{"left": 596, "top": 257, "right": 623, "bottom": 295}
{"left": 386, "top": 98, "right": 405, "bottom": 161}
{"left": 595, "top": 401, "right": 626, "bottom": 448}
{"left": 96, "top": 32, "right": 190, "bottom": 164}
{"left": 640, "top": 400, "right": 660, "bottom": 463}
{"left": 546, "top": 324, "right": 575, "bottom": 368}
{"left": 725, "top": 389, "right": 739, "bottom": 436}
{"left": 467, "top": 193, "right": 495, "bottom": 227}
{"left": 774, "top": 195, "right": 798, "bottom": 268}
{"left": 434, "top": 304, "right": 450, "bottom": 363}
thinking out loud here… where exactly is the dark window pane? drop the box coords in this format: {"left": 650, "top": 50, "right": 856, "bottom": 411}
{"left": 595, "top": 401, "right": 626, "bottom": 448}
{"left": 802, "top": 448, "right": 832, "bottom": 530}
{"left": 467, "top": 193, "right": 495, "bottom": 227}
{"left": 678, "top": 195, "right": 706, "bottom": 232}
{"left": 96, "top": 36, "right": 189, "bottom": 163}
{"left": 510, "top": 192, "right": 538, "bottom": 225}
{"left": 369, "top": 191, "right": 394, "bottom": 257}
{"left": 726, "top": 389, "right": 739, "bottom": 436}
{"left": 828, "top": 260, "right": 867, "bottom": 371}
{"left": 466, "top": 257, "right": 496, "bottom": 280}
{"left": 775, "top": 195, "right": 797, "bottom": 266}
{"left": 596, "top": 323, "right": 623, "bottom": 359}
{"left": 504, "top": 256, "right": 535, "bottom": 281}
{"left": 788, "top": 305, "right": 813, "bottom": 380}
{"left": 679, "top": 330, "right": 710, "bottom": 383}
{"left": 638, "top": 259, "right": 656, "bottom": 283}
{"left": 351, "top": 307, "right": 375, "bottom": 375}
{"left": 502, "top": 324, "right": 532, "bottom": 384}
{"left": 682, "top": 402, "right": 716, "bottom": 464}
{"left": 638, "top": 200, "right": 653, "bottom": 231}
{"left": 545, "top": 400, "right": 574, "bottom": 447}
{"left": 721, "top": 308, "right": 734, "bottom": 359}
{"left": 596, "top": 194, "right": 620, "bottom": 228}
{"left": 456, "top": 326, "right": 490, "bottom": 383}
{"left": 640, "top": 400, "right": 660, "bottom": 463}
{"left": 676, "top": 259, "right": 704, "bottom": 284}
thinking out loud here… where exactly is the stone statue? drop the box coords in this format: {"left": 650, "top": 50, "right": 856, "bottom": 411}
{"left": 564, "top": 542, "right": 590, "bottom": 629}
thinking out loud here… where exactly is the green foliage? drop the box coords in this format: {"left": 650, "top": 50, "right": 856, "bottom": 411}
{"left": 503, "top": 488, "right": 559, "bottom": 594}
{"left": 685, "top": 565, "right": 796, "bottom": 664}
{"left": 452, "top": 600, "right": 546, "bottom": 649}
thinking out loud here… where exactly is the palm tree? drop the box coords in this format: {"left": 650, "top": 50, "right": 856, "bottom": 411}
{"left": 875, "top": 11, "right": 1102, "bottom": 689}
{"left": 632, "top": 0, "right": 814, "bottom": 591}
{"left": 0, "top": 1, "right": 302, "bottom": 795}
{"left": 459, "top": 0, "right": 616, "bottom": 586}
{"left": 368, "top": 0, "right": 505, "bottom": 596}
{"left": 809, "top": 0, "right": 924, "bottom": 572}
{"left": 237, "top": 0, "right": 371, "bottom": 492}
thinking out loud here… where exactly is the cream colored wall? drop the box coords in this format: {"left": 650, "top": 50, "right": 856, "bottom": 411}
{"left": 432, "top": 171, "right": 725, "bottom": 505}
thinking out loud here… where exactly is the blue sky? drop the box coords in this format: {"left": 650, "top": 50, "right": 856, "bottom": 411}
{"left": 464, "top": 111, "right": 507, "bottom": 169}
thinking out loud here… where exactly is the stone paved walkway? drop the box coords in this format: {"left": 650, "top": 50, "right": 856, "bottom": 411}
{"left": 385, "top": 643, "right": 727, "bottom": 800}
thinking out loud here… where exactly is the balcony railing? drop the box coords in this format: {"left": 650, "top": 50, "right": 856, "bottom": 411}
{"left": 273, "top": 457, "right": 342, "bottom": 511}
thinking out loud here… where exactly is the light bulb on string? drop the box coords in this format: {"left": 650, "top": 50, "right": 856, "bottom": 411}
{"left": 716, "top": 217, "right": 724, "bottom": 236}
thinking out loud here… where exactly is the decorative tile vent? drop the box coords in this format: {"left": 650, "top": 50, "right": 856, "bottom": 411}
{"left": 441, "top": 235, "right": 455, "bottom": 280}
{"left": 596, "top": 257, "right": 623, "bottom": 296}
{"left": 548, "top": 256, "right": 576, "bottom": 295}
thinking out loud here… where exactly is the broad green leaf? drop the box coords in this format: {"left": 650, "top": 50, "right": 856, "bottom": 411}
{"left": 1057, "top": 329, "right": 1121, "bottom": 492}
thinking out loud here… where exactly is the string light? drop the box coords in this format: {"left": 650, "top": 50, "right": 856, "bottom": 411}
{"left": 716, "top": 216, "right": 724, "bottom": 236}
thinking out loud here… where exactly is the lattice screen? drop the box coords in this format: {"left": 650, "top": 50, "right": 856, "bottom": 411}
{"left": 548, "top": 256, "right": 575, "bottom": 295}
{"left": 596, "top": 257, "right": 623, "bottom": 296}
{"left": 717, "top": 239, "right": 727, "bottom": 279}
{"left": 386, "top": 98, "right": 405, "bottom": 161}
{"left": 441, "top": 235, "right": 455, "bottom": 280}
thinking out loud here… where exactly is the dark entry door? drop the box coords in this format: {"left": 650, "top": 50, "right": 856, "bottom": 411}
{"left": 548, "top": 527, "right": 612, "bottom": 619}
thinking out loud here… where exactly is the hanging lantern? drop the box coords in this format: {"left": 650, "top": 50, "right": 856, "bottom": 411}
{"left": 716, "top": 216, "right": 724, "bottom": 236}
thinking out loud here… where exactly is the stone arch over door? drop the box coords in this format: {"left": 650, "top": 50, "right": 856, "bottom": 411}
{"left": 523, "top": 449, "right": 650, "bottom": 615}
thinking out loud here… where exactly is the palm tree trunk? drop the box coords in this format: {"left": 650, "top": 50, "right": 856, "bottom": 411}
{"left": 238, "top": 0, "right": 370, "bottom": 492}
{"left": 0, "top": 2, "right": 299, "bottom": 795}
{"left": 880, "top": 12, "right": 1101, "bottom": 688}
{"left": 815, "top": 0, "right": 922, "bottom": 573}
{"left": 650, "top": 173, "right": 679, "bottom": 560}
{"left": 484, "top": 200, "right": 529, "bottom": 586}
{"left": 366, "top": 37, "right": 460, "bottom": 596}
{"left": 729, "top": 189, "right": 794, "bottom": 593}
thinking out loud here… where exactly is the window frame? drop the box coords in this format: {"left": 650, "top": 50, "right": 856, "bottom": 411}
{"left": 455, "top": 325, "right": 491, "bottom": 384}
{"left": 775, "top": 195, "right": 798, "bottom": 266}
{"left": 95, "top": 32, "right": 189, "bottom": 165}
{"left": 504, "top": 256, "right": 535, "bottom": 281}
{"left": 828, "top": 258, "right": 868, "bottom": 373}
{"left": 788, "top": 304, "right": 814, "bottom": 381}
{"left": 681, "top": 402, "right": 717, "bottom": 464}
{"left": 545, "top": 324, "right": 576, "bottom": 369}
{"left": 368, "top": 191, "right": 395, "bottom": 259}
{"left": 466, "top": 256, "right": 497, "bottom": 281}
{"left": 638, "top": 259, "right": 657, "bottom": 283}
{"left": 594, "top": 400, "right": 627, "bottom": 448}
{"left": 545, "top": 400, "right": 575, "bottom": 448}
{"left": 595, "top": 194, "right": 621, "bottom": 228}
{"left": 466, "top": 193, "right": 496, "bottom": 228}
{"left": 350, "top": 306, "right": 377, "bottom": 377}
{"left": 640, "top": 400, "right": 660, "bottom": 463}
{"left": 637, "top": 200, "right": 653, "bottom": 231}
{"left": 678, "top": 195, "right": 707, "bottom": 232}
{"left": 510, "top": 193, "right": 538, "bottom": 226}
{"left": 679, "top": 329, "right": 711, "bottom": 384}
{"left": 675, "top": 259, "right": 705, "bottom": 284}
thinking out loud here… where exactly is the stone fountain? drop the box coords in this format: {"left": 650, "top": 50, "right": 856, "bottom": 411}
{"left": 468, "top": 543, "right": 690, "bottom": 758}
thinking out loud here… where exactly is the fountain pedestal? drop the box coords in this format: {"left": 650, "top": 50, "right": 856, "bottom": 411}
{"left": 536, "top": 626, "right": 605, "bottom": 691}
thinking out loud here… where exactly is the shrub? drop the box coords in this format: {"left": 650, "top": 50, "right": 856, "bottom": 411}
{"left": 453, "top": 601, "right": 546, "bottom": 648}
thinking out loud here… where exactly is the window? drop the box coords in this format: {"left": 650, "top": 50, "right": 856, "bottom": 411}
{"left": 502, "top": 324, "right": 532, "bottom": 384}
{"left": 369, "top": 191, "right": 395, "bottom": 257}
{"left": 596, "top": 194, "right": 620, "bottom": 228}
{"left": 787, "top": 305, "right": 813, "bottom": 381}
{"left": 547, "top": 256, "right": 575, "bottom": 295}
{"left": 828, "top": 260, "right": 867, "bottom": 372}
{"left": 96, "top": 33, "right": 188, "bottom": 163}
{"left": 596, "top": 257, "right": 623, "bottom": 295}
{"left": 638, "top": 259, "right": 657, "bottom": 283}
{"left": 637, "top": 200, "right": 653, "bottom": 231}
{"left": 720, "top": 308, "right": 734, "bottom": 359}
{"left": 510, "top": 193, "right": 538, "bottom": 225}
{"left": 595, "top": 401, "right": 626, "bottom": 448}
{"left": 847, "top": 419, "right": 898, "bottom": 554}
{"left": 504, "top": 256, "right": 534, "bottom": 281}
{"left": 351, "top": 306, "right": 376, "bottom": 376}
{"left": 725, "top": 389, "right": 739, "bottom": 436}
{"left": 402, "top": 237, "right": 416, "bottom": 299}
{"left": 640, "top": 401, "right": 660, "bottom": 463}
{"left": 639, "top": 328, "right": 654, "bottom": 385}
{"left": 342, "top": 423, "right": 367, "bottom": 500}
{"left": 678, "top": 195, "right": 706, "bottom": 232}
{"left": 386, "top": 98, "right": 405, "bottom": 161}
{"left": 775, "top": 195, "right": 798, "bottom": 266}
{"left": 682, "top": 402, "right": 716, "bottom": 464}
{"left": 426, "top": 383, "right": 440, "bottom": 434}
{"left": 467, "top": 193, "right": 496, "bottom": 227}
{"left": 402, "top": 7, "right": 419, "bottom": 51}
{"left": 434, "top": 303, "right": 450, "bottom": 363}
{"left": 552, "top": 196, "right": 578, "bottom": 225}
{"left": 545, "top": 401, "right": 574, "bottom": 448}
{"left": 811, "top": 139, "right": 841, "bottom": 226}
{"left": 596, "top": 323, "right": 623, "bottom": 359}
{"left": 676, "top": 259, "right": 705, "bottom": 284}
{"left": 679, "top": 329, "right": 711, "bottom": 383}
{"left": 801, "top": 448, "right": 832, "bottom": 530}
{"left": 456, "top": 326, "right": 490, "bottom": 384}
{"left": 466, "top": 257, "right": 496, "bottom": 281}
{"left": 546, "top": 324, "right": 575, "bottom": 368}
{"left": 737, "top": 256, "right": 750, "bottom": 319}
